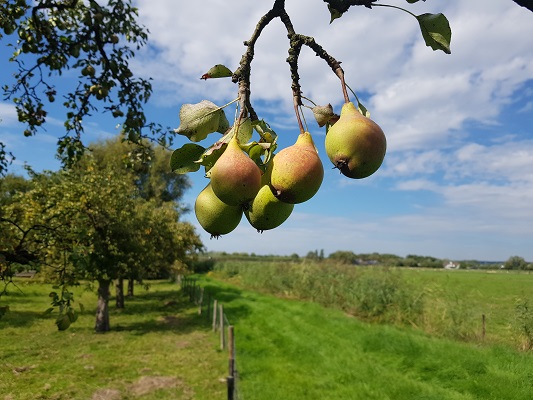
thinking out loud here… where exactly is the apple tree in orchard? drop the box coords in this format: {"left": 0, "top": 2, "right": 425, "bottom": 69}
{"left": 170, "top": 0, "right": 452, "bottom": 237}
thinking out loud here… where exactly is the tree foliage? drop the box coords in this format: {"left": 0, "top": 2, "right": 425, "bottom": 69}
{"left": 504, "top": 256, "right": 529, "bottom": 271}
{"left": 0, "top": 142, "right": 202, "bottom": 330}
{"left": 0, "top": 0, "right": 167, "bottom": 173}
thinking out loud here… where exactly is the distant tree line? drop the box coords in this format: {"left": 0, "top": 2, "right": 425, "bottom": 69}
{"left": 195, "top": 250, "right": 532, "bottom": 271}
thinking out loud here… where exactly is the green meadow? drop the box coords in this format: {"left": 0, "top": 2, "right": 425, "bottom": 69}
{"left": 1, "top": 265, "right": 532, "bottom": 399}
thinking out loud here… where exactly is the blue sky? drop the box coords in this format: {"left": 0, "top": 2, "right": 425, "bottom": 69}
{"left": 2, "top": 0, "right": 533, "bottom": 261}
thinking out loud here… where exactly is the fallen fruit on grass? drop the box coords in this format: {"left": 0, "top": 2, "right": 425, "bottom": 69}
{"left": 325, "top": 101, "right": 386, "bottom": 179}
{"left": 270, "top": 131, "right": 324, "bottom": 204}
{"left": 195, "top": 183, "right": 243, "bottom": 238}
{"left": 210, "top": 134, "right": 262, "bottom": 206}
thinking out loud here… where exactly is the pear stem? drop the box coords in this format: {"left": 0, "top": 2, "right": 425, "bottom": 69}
{"left": 293, "top": 95, "right": 305, "bottom": 134}
{"left": 335, "top": 67, "right": 351, "bottom": 104}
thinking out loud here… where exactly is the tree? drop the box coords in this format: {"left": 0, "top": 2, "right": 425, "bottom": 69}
{"left": 328, "top": 250, "right": 358, "bottom": 264}
{"left": 504, "top": 256, "right": 528, "bottom": 270}
{"left": 2, "top": 159, "right": 202, "bottom": 332}
{"left": 88, "top": 136, "right": 191, "bottom": 208}
{"left": 81, "top": 136, "right": 194, "bottom": 306}
{"left": 0, "top": 0, "right": 168, "bottom": 174}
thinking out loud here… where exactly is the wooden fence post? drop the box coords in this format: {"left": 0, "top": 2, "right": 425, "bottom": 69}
{"left": 482, "top": 314, "right": 486, "bottom": 340}
{"left": 212, "top": 300, "right": 218, "bottom": 332}
{"left": 198, "top": 287, "right": 204, "bottom": 315}
{"left": 206, "top": 293, "right": 211, "bottom": 321}
{"left": 219, "top": 303, "right": 225, "bottom": 350}
{"left": 227, "top": 325, "right": 235, "bottom": 400}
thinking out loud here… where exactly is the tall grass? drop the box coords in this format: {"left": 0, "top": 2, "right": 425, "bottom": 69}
{"left": 213, "top": 261, "right": 424, "bottom": 323}
{"left": 212, "top": 261, "right": 533, "bottom": 349}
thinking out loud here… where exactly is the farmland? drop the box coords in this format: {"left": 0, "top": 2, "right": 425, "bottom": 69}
{"left": 1, "top": 265, "right": 532, "bottom": 399}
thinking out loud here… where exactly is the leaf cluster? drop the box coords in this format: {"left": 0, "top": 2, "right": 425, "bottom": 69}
{"left": 0, "top": 0, "right": 162, "bottom": 172}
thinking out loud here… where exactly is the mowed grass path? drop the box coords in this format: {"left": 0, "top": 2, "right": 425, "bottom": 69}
{"left": 200, "top": 275, "right": 533, "bottom": 400}
{"left": 0, "top": 280, "right": 227, "bottom": 400}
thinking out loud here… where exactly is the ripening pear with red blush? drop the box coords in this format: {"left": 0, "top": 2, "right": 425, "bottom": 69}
{"left": 210, "top": 135, "right": 262, "bottom": 206}
{"left": 270, "top": 131, "right": 324, "bottom": 204}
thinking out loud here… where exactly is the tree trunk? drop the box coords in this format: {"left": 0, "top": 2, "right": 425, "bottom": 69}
{"left": 127, "top": 277, "right": 134, "bottom": 297}
{"left": 95, "top": 279, "right": 111, "bottom": 333}
{"left": 115, "top": 276, "right": 125, "bottom": 309}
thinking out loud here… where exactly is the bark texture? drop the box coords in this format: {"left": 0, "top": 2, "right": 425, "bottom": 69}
{"left": 127, "top": 278, "right": 134, "bottom": 297}
{"left": 115, "top": 277, "right": 124, "bottom": 309}
{"left": 95, "top": 279, "right": 111, "bottom": 333}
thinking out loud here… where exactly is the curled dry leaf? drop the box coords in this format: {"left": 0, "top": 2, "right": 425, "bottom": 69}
{"left": 174, "top": 100, "right": 229, "bottom": 142}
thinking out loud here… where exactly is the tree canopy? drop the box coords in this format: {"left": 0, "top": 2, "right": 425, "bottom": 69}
{"left": 0, "top": 139, "right": 202, "bottom": 331}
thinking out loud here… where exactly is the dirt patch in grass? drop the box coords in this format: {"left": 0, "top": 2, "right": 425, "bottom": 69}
{"left": 91, "top": 388, "right": 121, "bottom": 400}
{"left": 130, "top": 376, "right": 183, "bottom": 396}
{"left": 90, "top": 376, "right": 192, "bottom": 399}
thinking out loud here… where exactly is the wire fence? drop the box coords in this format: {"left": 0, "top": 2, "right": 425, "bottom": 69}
{"left": 179, "top": 275, "right": 241, "bottom": 400}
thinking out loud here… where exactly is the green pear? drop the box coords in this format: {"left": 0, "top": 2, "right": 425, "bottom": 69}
{"left": 245, "top": 183, "right": 294, "bottom": 232}
{"left": 270, "top": 131, "right": 324, "bottom": 204}
{"left": 210, "top": 135, "right": 261, "bottom": 206}
{"left": 325, "top": 102, "right": 386, "bottom": 179}
{"left": 195, "top": 183, "right": 243, "bottom": 238}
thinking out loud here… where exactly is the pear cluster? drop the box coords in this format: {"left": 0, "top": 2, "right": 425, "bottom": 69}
{"left": 194, "top": 131, "right": 324, "bottom": 238}
{"left": 175, "top": 97, "right": 386, "bottom": 239}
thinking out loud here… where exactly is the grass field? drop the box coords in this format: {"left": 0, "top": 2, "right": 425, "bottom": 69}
{"left": 2, "top": 269, "right": 532, "bottom": 400}
{"left": 402, "top": 268, "right": 533, "bottom": 345}
{"left": 0, "top": 280, "right": 227, "bottom": 400}
{"left": 198, "top": 274, "right": 533, "bottom": 400}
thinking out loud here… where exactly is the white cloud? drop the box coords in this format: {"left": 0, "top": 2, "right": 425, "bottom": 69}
{"left": 0, "top": 102, "right": 18, "bottom": 126}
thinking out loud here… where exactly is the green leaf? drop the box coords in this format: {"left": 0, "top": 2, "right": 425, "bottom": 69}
{"left": 328, "top": 5, "right": 344, "bottom": 23}
{"left": 174, "top": 100, "right": 229, "bottom": 142}
{"left": 231, "top": 118, "right": 253, "bottom": 144}
{"left": 200, "top": 64, "right": 233, "bottom": 80}
{"left": 197, "top": 142, "right": 227, "bottom": 176}
{"left": 241, "top": 141, "right": 273, "bottom": 168}
{"left": 417, "top": 13, "right": 451, "bottom": 54}
{"left": 357, "top": 100, "right": 370, "bottom": 118}
{"left": 43, "top": 307, "right": 54, "bottom": 316}
{"left": 170, "top": 143, "right": 205, "bottom": 174}
{"left": 67, "top": 308, "right": 78, "bottom": 323}
{"left": 252, "top": 120, "right": 277, "bottom": 143}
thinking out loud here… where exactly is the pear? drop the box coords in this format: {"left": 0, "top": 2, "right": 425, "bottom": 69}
{"left": 325, "top": 102, "right": 386, "bottom": 179}
{"left": 245, "top": 173, "right": 295, "bottom": 232}
{"left": 270, "top": 131, "right": 324, "bottom": 204}
{"left": 195, "top": 183, "right": 243, "bottom": 238}
{"left": 210, "top": 135, "right": 262, "bottom": 206}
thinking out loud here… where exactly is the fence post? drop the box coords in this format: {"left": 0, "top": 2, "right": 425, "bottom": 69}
{"left": 219, "top": 303, "right": 225, "bottom": 350}
{"left": 198, "top": 287, "right": 204, "bottom": 314}
{"left": 212, "top": 299, "right": 218, "bottom": 332}
{"left": 482, "top": 314, "right": 486, "bottom": 340}
{"left": 227, "top": 325, "right": 235, "bottom": 400}
{"left": 206, "top": 293, "right": 211, "bottom": 321}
